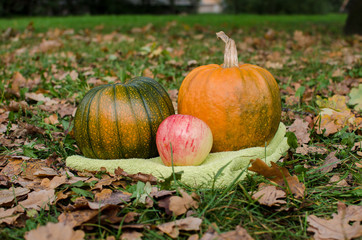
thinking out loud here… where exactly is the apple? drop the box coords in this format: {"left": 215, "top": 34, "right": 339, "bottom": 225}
{"left": 156, "top": 114, "right": 213, "bottom": 166}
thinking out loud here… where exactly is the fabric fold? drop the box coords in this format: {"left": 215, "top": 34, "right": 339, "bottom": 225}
{"left": 66, "top": 122, "right": 289, "bottom": 188}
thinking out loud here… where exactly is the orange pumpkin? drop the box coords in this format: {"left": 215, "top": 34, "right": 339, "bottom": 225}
{"left": 178, "top": 31, "right": 281, "bottom": 152}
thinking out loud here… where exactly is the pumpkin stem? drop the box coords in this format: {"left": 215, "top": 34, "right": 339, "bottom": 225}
{"left": 216, "top": 31, "right": 239, "bottom": 68}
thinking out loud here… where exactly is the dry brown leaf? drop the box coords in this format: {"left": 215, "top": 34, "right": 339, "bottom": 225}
{"left": 25, "top": 92, "right": 58, "bottom": 105}
{"left": 87, "top": 190, "right": 131, "bottom": 209}
{"left": 201, "top": 223, "right": 254, "bottom": 240}
{"left": 329, "top": 174, "right": 350, "bottom": 187}
{"left": 248, "top": 159, "right": 290, "bottom": 182}
{"left": 0, "top": 205, "right": 24, "bottom": 225}
{"left": 24, "top": 222, "right": 85, "bottom": 240}
{"left": 18, "top": 189, "right": 55, "bottom": 210}
{"left": 94, "top": 189, "right": 113, "bottom": 201}
{"left": 58, "top": 209, "right": 99, "bottom": 228}
{"left": 319, "top": 151, "right": 341, "bottom": 173}
{"left": 123, "top": 212, "right": 140, "bottom": 224}
{"left": 33, "top": 167, "right": 58, "bottom": 177}
{"left": 44, "top": 114, "right": 59, "bottom": 125}
{"left": 120, "top": 231, "right": 143, "bottom": 240}
{"left": 0, "top": 187, "right": 30, "bottom": 206}
{"left": 296, "top": 144, "right": 328, "bottom": 155}
{"left": 92, "top": 175, "right": 117, "bottom": 190}
{"left": 157, "top": 217, "right": 202, "bottom": 238}
{"left": 10, "top": 72, "right": 27, "bottom": 95}
{"left": 248, "top": 159, "right": 305, "bottom": 198}
{"left": 142, "top": 68, "right": 154, "bottom": 78}
{"left": 41, "top": 175, "right": 67, "bottom": 189}
{"left": 32, "top": 39, "right": 63, "bottom": 54}
{"left": 114, "top": 167, "right": 157, "bottom": 184}
{"left": 288, "top": 118, "right": 310, "bottom": 145}
{"left": 168, "top": 189, "right": 199, "bottom": 216}
{"left": 252, "top": 183, "right": 286, "bottom": 207}
{"left": 307, "top": 202, "right": 362, "bottom": 240}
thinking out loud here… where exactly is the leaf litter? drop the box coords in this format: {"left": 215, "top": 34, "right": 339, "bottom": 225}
{"left": 0, "top": 18, "right": 361, "bottom": 239}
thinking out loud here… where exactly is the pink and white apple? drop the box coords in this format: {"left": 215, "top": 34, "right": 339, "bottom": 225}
{"left": 156, "top": 114, "right": 213, "bottom": 166}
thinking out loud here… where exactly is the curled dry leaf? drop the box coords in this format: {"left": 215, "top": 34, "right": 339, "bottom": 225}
{"left": 0, "top": 187, "right": 30, "bottom": 206}
{"left": 307, "top": 202, "right": 362, "bottom": 240}
{"left": 319, "top": 151, "right": 341, "bottom": 173}
{"left": 87, "top": 190, "right": 132, "bottom": 209}
{"left": 168, "top": 189, "right": 199, "bottom": 216}
{"left": 114, "top": 167, "right": 158, "bottom": 184}
{"left": 33, "top": 167, "right": 58, "bottom": 177}
{"left": 40, "top": 175, "right": 67, "bottom": 189}
{"left": 58, "top": 209, "right": 99, "bottom": 228}
{"left": 25, "top": 222, "right": 85, "bottom": 240}
{"left": 252, "top": 183, "right": 286, "bottom": 207}
{"left": 248, "top": 159, "right": 305, "bottom": 198}
{"left": 157, "top": 217, "right": 202, "bottom": 238}
{"left": 18, "top": 189, "right": 55, "bottom": 210}
{"left": 201, "top": 223, "right": 254, "bottom": 240}
{"left": 0, "top": 205, "right": 24, "bottom": 225}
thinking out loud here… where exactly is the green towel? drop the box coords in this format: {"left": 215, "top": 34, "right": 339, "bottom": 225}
{"left": 66, "top": 122, "right": 289, "bottom": 188}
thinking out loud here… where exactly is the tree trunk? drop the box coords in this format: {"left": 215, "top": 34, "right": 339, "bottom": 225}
{"left": 344, "top": 0, "right": 362, "bottom": 35}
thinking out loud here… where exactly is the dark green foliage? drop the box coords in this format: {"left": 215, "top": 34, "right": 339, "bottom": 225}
{"left": 225, "top": 0, "right": 344, "bottom": 14}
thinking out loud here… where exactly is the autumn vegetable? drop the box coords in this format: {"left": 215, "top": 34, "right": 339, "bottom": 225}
{"left": 156, "top": 114, "right": 213, "bottom": 166}
{"left": 73, "top": 77, "right": 175, "bottom": 159}
{"left": 178, "top": 31, "right": 282, "bottom": 152}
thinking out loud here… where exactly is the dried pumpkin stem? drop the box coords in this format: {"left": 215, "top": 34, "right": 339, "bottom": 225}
{"left": 216, "top": 31, "right": 239, "bottom": 68}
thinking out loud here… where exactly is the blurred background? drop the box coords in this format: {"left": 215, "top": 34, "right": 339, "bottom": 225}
{"left": 0, "top": 0, "right": 349, "bottom": 16}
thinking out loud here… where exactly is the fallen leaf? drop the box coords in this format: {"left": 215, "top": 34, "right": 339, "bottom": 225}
{"left": 44, "top": 114, "right": 59, "bottom": 125}
{"left": 329, "top": 174, "right": 350, "bottom": 187}
{"left": 10, "top": 72, "right": 27, "bottom": 96}
{"left": 87, "top": 190, "right": 131, "bottom": 209}
{"left": 32, "top": 39, "right": 63, "bottom": 54}
{"left": 168, "top": 189, "right": 199, "bottom": 216}
{"left": 332, "top": 68, "right": 344, "bottom": 78}
{"left": 24, "top": 222, "right": 85, "bottom": 240}
{"left": 25, "top": 92, "right": 58, "bottom": 105}
{"left": 288, "top": 118, "right": 310, "bottom": 145}
{"left": 0, "top": 187, "right": 30, "bottom": 206}
{"left": 316, "top": 95, "right": 349, "bottom": 112}
{"left": 123, "top": 212, "right": 140, "bottom": 224}
{"left": 58, "top": 209, "right": 99, "bottom": 228}
{"left": 0, "top": 205, "right": 24, "bottom": 225}
{"left": 319, "top": 151, "right": 341, "bottom": 173}
{"left": 314, "top": 108, "right": 360, "bottom": 136}
{"left": 94, "top": 188, "right": 113, "bottom": 201}
{"left": 114, "top": 167, "right": 158, "bottom": 184}
{"left": 248, "top": 159, "right": 305, "bottom": 198}
{"left": 296, "top": 144, "right": 328, "bottom": 155}
{"left": 349, "top": 84, "right": 362, "bottom": 111}
{"left": 18, "top": 189, "right": 55, "bottom": 210}
{"left": 157, "top": 217, "right": 202, "bottom": 238}
{"left": 252, "top": 183, "right": 286, "bottom": 207}
{"left": 120, "top": 231, "right": 143, "bottom": 240}
{"left": 307, "top": 202, "right": 362, "bottom": 240}
{"left": 33, "top": 167, "right": 58, "bottom": 177}
{"left": 201, "top": 223, "right": 254, "bottom": 240}
{"left": 41, "top": 175, "right": 67, "bottom": 189}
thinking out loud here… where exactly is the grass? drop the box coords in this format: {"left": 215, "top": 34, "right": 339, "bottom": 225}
{"left": 0, "top": 13, "right": 361, "bottom": 239}
{"left": 0, "top": 13, "right": 346, "bottom": 33}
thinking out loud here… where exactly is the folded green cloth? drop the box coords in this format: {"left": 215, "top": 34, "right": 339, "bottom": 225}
{"left": 66, "top": 122, "right": 289, "bottom": 188}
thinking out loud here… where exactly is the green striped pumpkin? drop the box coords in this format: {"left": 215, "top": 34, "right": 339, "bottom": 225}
{"left": 73, "top": 77, "right": 175, "bottom": 159}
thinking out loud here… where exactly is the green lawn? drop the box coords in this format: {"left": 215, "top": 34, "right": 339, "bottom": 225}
{"left": 0, "top": 14, "right": 361, "bottom": 240}
{"left": 0, "top": 14, "right": 346, "bottom": 33}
